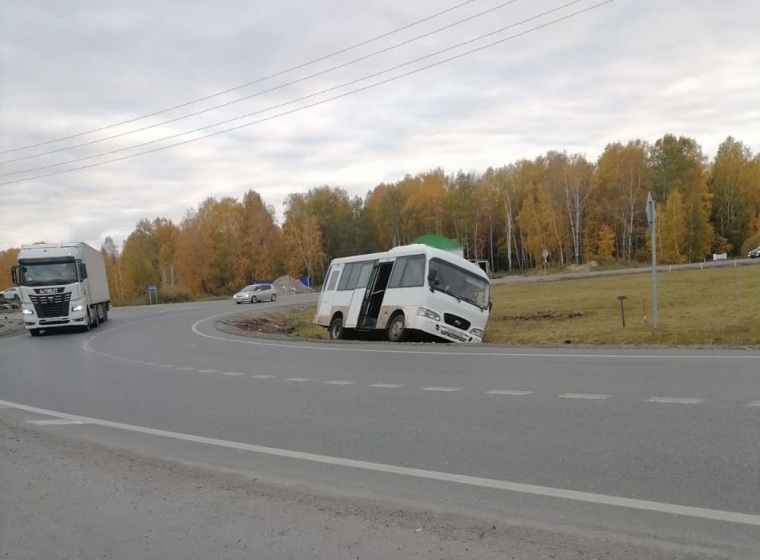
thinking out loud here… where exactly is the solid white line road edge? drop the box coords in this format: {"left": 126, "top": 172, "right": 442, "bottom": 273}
{"left": 190, "top": 311, "right": 760, "bottom": 360}
{"left": 2, "top": 398, "right": 758, "bottom": 527}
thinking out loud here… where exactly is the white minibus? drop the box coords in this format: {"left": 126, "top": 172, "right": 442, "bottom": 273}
{"left": 314, "top": 244, "right": 491, "bottom": 343}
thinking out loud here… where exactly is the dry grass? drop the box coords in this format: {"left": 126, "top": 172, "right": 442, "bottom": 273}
{"left": 245, "top": 266, "right": 759, "bottom": 346}
{"left": 485, "top": 265, "right": 760, "bottom": 346}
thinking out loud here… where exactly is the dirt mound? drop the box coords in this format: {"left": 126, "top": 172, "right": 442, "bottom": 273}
{"left": 273, "top": 276, "right": 313, "bottom": 294}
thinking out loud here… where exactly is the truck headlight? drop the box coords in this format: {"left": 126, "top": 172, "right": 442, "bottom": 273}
{"left": 72, "top": 304, "right": 84, "bottom": 312}
{"left": 22, "top": 308, "right": 33, "bottom": 315}
{"left": 417, "top": 307, "right": 440, "bottom": 321}
{"left": 470, "top": 328, "right": 484, "bottom": 338}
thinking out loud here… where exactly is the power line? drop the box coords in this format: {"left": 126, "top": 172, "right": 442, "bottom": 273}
{"left": 0, "top": 0, "right": 615, "bottom": 187}
{"left": 0, "top": 0, "right": 486, "bottom": 155}
{"left": 1, "top": 0, "right": 592, "bottom": 179}
{"left": 0, "top": 0, "right": 525, "bottom": 166}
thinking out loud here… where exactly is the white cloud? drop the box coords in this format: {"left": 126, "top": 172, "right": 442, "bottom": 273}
{"left": 1, "top": 0, "right": 759, "bottom": 250}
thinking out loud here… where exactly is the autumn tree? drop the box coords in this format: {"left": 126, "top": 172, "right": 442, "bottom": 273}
{"left": 282, "top": 193, "right": 326, "bottom": 281}
{"left": 709, "top": 137, "right": 754, "bottom": 254}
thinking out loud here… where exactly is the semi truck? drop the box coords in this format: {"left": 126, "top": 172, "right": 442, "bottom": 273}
{"left": 11, "top": 242, "right": 111, "bottom": 336}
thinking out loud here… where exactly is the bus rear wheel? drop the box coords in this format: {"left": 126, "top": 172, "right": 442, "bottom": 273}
{"left": 387, "top": 313, "right": 407, "bottom": 342}
{"left": 329, "top": 315, "right": 345, "bottom": 340}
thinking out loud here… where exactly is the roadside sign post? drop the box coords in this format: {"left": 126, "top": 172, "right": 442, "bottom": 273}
{"left": 646, "top": 192, "right": 658, "bottom": 329}
{"left": 148, "top": 284, "right": 157, "bottom": 305}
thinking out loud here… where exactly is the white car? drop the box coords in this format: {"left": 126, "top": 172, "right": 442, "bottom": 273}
{"left": 0, "top": 287, "right": 20, "bottom": 300}
{"left": 233, "top": 283, "right": 277, "bottom": 304}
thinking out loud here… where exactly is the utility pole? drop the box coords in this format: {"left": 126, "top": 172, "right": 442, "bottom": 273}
{"left": 646, "top": 192, "right": 658, "bottom": 329}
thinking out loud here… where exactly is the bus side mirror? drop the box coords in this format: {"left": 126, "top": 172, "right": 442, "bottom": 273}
{"left": 11, "top": 265, "right": 18, "bottom": 285}
{"left": 488, "top": 300, "right": 493, "bottom": 312}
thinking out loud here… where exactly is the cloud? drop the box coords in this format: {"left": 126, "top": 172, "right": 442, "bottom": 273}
{"left": 1, "top": 0, "right": 759, "bottom": 250}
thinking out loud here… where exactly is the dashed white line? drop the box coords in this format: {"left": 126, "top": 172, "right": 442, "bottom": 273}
{"left": 749, "top": 401, "right": 760, "bottom": 407}
{"left": 222, "top": 372, "right": 245, "bottom": 376}
{"left": 286, "top": 377, "right": 313, "bottom": 382}
{"left": 198, "top": 369, "right": 219, "bottom": 373}
{"left": 647, "top": 397, "right": 705, "bottom": 404}
{"left": 423, "top": 386, "right": 463, "bottom": 392}
{"left": 175, "top": 366, "right": 194, "bottom": 371}
{"left": 324, "top": 380, "right": 355, "bottom": 385}
{"left": 145, "top": 362, "right": 159, "bottom": 366}
{"left": 159, "top": 364, "right": 174, "bottom": 368}
{"left": 370, "top": 383, "right": 405, "bottom": 389}
{"left": 251, "top": 374, "right": 275, "bottom": 379}
{"left": 27, "top": 419, "right": 87, "bottom": 426}
{"left": 487, "top": 390, "right": 533, "bottom": 396}
{"left": 560, "top": 393, "right": 611, "bottom": 400}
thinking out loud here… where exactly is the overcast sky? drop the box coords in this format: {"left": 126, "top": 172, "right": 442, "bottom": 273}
{"left": 1, "top": 0, "right": 758, "bottom": 251}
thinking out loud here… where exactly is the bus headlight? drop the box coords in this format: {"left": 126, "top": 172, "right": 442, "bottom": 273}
{"left": 417, "top": 307, "right": 440, "bottom": 321}
{"left": 72, "top": 304, "right": 84, "bottom": 312}
{"left": 470, "top": 328, "right": 484, "bottom": 338}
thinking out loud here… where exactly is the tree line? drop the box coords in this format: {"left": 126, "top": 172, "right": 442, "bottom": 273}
{"left": 1, "top": 134, "right": 758, "bottom": 303}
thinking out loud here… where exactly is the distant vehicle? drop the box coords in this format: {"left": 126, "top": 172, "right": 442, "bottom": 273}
{"left": 11, "top": 242, "right": 111, "bottom": 336}
{"left": 314, "top": 244, "right": 491, "bottom": 343}
{"left": 233, "top": 283, "right": 277, "bottom": 304}
{"left": 0, "top": 287, "right": 20, "bottom": 300}
{"left": 748, "top": 246, "right": 760, "bottom": 258}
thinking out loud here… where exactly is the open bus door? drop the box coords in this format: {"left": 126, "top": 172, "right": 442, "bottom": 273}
{"left": 356, "top": 261, "right": 393, "bottom": 329}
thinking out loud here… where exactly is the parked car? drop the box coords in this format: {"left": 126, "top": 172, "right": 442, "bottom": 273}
{"left": 233, "top": 283, "right": 277, "bottom": 304}
{"left": 748, "top": 245, "right": 760, "bottom": 258}
{"left": 0, "top": 287, "right": 20, "bottom": 300}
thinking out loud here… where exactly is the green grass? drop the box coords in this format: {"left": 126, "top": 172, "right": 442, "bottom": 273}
{"left": 245, "top": 266, "right": 759, "bottom": 346}
{"left": 485, "top": 266, "right": 760, "bottom": 346}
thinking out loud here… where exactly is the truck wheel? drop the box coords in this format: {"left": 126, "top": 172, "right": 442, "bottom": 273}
{"left": 103, "top": 305, "right": 108, "bottom": 322}
{"left": 387, "top": 313, "right": 407, "bottom": 342}
{"left": 29, "top": 329, "right": 41, "bottom": 337}
{"left": 93, "top": 306, "right": 100, "bottom": 328}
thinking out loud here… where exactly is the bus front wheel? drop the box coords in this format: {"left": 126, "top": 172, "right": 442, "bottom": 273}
{"left": 387, "top": 313, "right": 407, "bottom": 342}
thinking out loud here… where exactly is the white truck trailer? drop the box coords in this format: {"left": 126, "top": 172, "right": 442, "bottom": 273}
{"left": 11, "top": 242, "right": 111, "bottom": 336}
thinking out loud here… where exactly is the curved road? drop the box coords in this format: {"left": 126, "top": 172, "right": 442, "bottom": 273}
{"left": 1, "top": 296, "right": 759, "bottom": 559}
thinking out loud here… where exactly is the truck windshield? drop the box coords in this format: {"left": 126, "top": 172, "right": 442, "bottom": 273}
{"left": 20, "top": 261, "right": 78, "bottom": 286}
{"left": 429, "top": 258, "right": 489, "bottom": 310}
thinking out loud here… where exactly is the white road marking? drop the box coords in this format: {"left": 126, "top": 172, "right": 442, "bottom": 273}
{"left": 286, "top": 377, "right": 313, "bottom": 382}
{"left": 129, "top": 360, "right": 144, "bottom": 364}
{"left": 159, "top": 364, "right": 174, "bottom": 368}
{"left": 190, "top": 313, "right": 760, "bottom": 360}
{"left": 222, "top": 372, "right": 245, "bottom": 376}
{"left": 145, "top": 362, "right": 159, "bottom": 366}
{"left": 423, "top": 386, "right": 463, "bottom": 392}
{"left": 2, "top": 398, "right": 758, "bottom": 528}
{"left": 197, "top": 369, "right": 219, "bottom": 373}
{"left": 370, "top": 383, "right": 405, "bottom": 388}
{"left": 749, "top": 401, "right": 760, "bottom": 407}
{"left": 324, "top": 380, "right": 355, "bottom": 385}
{"left": 647, "top": 397, "right": 705, "bottom": 404}
{"left": 486, "top": 390, "right": 532, "bottom": 396}
{"left": 27, "top": 419, "right": 86, "bottom": 426}
{"left": 175, "top": 366, "right": 194, "bottom": 371}
{"left": 251, "top": 374, "right": 275, "bottom": 379}
{"left": 560, "top": 393, "right": 611, "bottom": 400}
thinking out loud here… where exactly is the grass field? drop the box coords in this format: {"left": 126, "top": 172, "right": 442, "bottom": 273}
{"left": 485, "top": 266, "right": 759, "bottom": 345}
{"left": 245, "top": 266, "right": 759, "bottom": 346}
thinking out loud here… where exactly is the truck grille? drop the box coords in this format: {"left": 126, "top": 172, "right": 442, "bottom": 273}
{"left": 443, "top": 313, "right": 471, "bottom": 331}
{"left": 30, "top": 292, "right": 71, "bottom": 318}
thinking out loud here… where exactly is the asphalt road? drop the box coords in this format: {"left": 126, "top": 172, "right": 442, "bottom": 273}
{"left": 1, "top": 296, "right": 759, "bottom": 559}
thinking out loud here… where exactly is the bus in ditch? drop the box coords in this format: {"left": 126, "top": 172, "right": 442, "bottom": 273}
{"left": 314, "top": 244, "right": 491, "bottom": 343}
